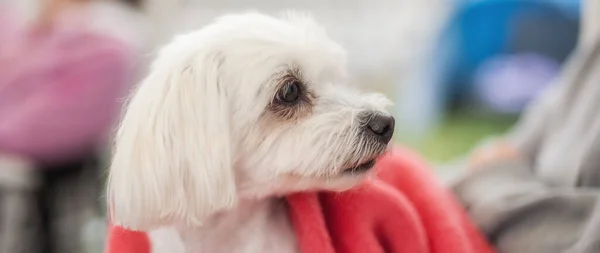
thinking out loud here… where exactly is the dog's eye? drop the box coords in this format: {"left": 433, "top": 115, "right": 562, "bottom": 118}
{"left": 276, "top": 80, "right": 301, "bottom": 103}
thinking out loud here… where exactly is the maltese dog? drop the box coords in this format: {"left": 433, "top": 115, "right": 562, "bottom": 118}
{"left": 107, "top": 11, "right": 394, "bottom": 253}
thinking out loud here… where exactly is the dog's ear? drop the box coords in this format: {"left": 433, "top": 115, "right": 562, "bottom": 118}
{"left": 107, "top": 40, "right": 236, "bottom": 230}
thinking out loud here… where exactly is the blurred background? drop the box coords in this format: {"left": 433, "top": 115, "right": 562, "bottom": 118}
{"left": 0, "top": 0, "right": 581, "bottom": 252}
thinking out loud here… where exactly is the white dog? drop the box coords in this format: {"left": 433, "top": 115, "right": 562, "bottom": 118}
{"left": 107, "top": 11, "right": 395, "bottom": 253}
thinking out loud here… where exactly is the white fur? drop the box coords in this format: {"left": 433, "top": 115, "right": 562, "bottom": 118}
{"left": 107, "top": 11, "right": 393, "bottom": 253}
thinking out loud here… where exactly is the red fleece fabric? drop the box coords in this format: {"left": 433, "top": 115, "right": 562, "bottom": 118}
{"left": 106, "top": 147, "right": 495, "bottom": 253}
{"left": 106, "top": 224, "right": 151, "bottom": 253}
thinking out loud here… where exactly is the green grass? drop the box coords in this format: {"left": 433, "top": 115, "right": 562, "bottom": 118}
{"left": 403, "top": 112, "right": 517, "bottom": 163}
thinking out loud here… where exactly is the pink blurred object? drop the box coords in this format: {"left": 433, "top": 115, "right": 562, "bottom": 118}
{"left": 0, "top": 2, "right": 148, "bottom": 164}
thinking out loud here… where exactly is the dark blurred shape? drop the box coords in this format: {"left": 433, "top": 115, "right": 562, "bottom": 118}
{"left": 509, "top": 6, "right": 578, "bottom": 62}
{"left": 122, "top": 0, "right": 143, "bottom": 8}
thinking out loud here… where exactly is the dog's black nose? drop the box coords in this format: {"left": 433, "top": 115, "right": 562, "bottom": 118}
{"left": 365, "top": 113, "right": 395, "bottom": 143}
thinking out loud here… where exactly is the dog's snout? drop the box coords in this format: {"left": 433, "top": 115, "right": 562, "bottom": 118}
{"left": 364, "top": 113, "right": 395, "bottom": 143}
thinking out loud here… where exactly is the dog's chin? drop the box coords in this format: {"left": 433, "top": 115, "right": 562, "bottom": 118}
{"left": 319, "top": 153, "right": 389, "bottom": 191}
{"left": 339, "top": 148, "right": 390, "bottom": 175}
{"left": 341, "top": 158, "right": 377, "bottom": 174}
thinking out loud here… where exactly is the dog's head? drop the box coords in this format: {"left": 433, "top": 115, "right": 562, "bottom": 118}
{"left": 108, "top": 12, "right": 394, "bottom": 230}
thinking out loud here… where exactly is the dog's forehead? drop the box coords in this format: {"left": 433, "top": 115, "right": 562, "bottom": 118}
{"left": 296, "top": 53, "right": 347, "bottom": 83}
{"left": 214, "top": 13, "right": 347, "bottom": 80}
{"left": 270, "top": 33, "right": 348, "bottom": 84}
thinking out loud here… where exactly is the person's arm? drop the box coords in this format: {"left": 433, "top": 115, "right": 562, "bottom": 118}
{"left": 452, "top": 21, "right": 600, "bottom": 253}
{"left": 453, "top": 159, "right": 600, "bottom": 253}
{"left": 0, "top": 38, "right": 133, "bottom": 163}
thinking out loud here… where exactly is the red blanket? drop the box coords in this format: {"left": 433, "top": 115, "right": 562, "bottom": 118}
{"left": 106, "top": 147, "right": 494, "bottom": 253}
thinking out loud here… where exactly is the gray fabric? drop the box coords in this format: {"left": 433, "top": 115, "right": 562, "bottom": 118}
{"left": 453, "top": 1, "right": 600, "bottom": 252}
{"left": 0, "top": 158, "right": 105, "bottom": 253}
{"left": 0, "top": 164, "right": 41, "bottom": 253}
{"left": 454, "top": 161, "right": 600, "bottom": 253}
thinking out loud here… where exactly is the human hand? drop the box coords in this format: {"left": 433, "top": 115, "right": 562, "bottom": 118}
{"left": 468, "top": 140, "right": 522, "bottom": 171}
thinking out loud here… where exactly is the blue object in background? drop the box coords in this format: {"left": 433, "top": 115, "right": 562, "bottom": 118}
{"left": 397, "top": 0, "right": 580, "bottom": 140}
{"left": 447, "top": 0, "right": 579, "bottom": 101}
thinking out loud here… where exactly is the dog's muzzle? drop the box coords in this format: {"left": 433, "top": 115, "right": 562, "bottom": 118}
{"left": 342, "top": 112, "right": 395, "bottom": 174}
